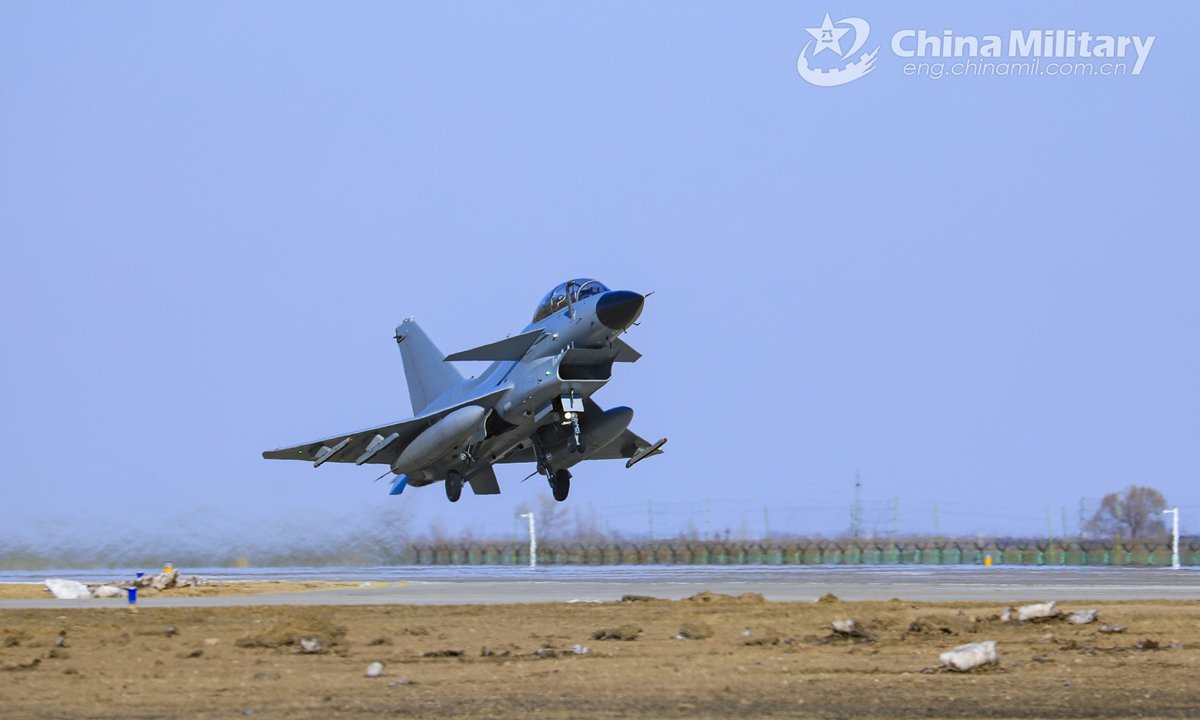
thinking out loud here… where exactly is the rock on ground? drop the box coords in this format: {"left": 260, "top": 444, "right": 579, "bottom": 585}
{"left": 1068, "top": 609, "right": 1098, "bottom": 625}
{"left": 940, "top": 641, "right": 1000, "bottom": 671}
{"left": 90, "top": 585, "right": 123, "bottom": 599}
{"left": 44, "top": 579, "right": 91, "bottom": 599}
{"left": 1017, "top": 601, "right": 1059, "bottom": 621}
{"left": 299, "top": 638, "right": 322, "bottom": 654}
{"left": 151, "top": 570, "right": 179, "bottom": 591}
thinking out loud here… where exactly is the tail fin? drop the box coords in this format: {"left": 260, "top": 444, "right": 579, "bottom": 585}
{"left": 394, "top": 319, "right": 463, "bottom": 415}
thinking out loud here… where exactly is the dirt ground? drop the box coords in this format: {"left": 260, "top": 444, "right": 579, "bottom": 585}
{"left": 2, "top": 592, "right": 1198, "bottom": 719}
{"left": 0, "top": 581, "right": 367, "bottom": 600}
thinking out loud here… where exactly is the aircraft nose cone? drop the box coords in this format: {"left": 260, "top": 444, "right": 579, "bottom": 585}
{"left": 596, "top": 291, "right": 645, "bottom": 330}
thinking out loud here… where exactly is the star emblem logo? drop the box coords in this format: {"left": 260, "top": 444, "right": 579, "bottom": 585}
{"left": 796, "top": 14, "right": 879, "bottom": 88}
{"left": 805, "top": 13, "right": 850, "bottom": 57}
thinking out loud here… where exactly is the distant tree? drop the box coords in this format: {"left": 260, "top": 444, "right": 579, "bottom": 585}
{"left": 1085, "top": 486, "right": 1166, "bottom": 539}
{"left": 571, "top": 502, "right": 605, "bottom": 543}
{"left": 515, "top": 494, "right": 569, "bottom": 542}
{"left": 536, "top": 493, "right": 569, "bottom": 541}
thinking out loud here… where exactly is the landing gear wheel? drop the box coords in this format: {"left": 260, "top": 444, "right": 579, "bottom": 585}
{"left": 445, "top": 470, "right": 463, "bottom": 503}
{"left": 551, "top": 469, "right": 571, "bottom": 502}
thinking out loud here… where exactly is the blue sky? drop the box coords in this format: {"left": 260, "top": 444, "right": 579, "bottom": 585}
{"left": 1, "top": 2, "right": 1196, "bottom": 550}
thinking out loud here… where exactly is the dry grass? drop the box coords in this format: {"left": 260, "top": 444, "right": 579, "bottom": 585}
{"left": 1, "top": 594, "right": 1198, "bottom": 718}
{"left": 0, "top": 580, "right": 363, "bottom": 600}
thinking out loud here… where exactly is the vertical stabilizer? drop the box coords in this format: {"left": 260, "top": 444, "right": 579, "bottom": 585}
{"left": 394, "top": 319, "right": 463, "bottom": 416}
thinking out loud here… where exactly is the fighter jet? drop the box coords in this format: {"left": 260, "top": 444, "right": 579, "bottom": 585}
{"left": 263, "top": 279, "right": 666, "bottom": 502}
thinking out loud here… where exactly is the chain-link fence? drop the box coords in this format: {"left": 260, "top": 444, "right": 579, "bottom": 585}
{"left": 400, "top": 536, "right": 1194, "bottom": 566}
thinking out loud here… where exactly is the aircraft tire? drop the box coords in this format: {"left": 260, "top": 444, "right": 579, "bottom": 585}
{"left": 445, "top": 471, "right": 463, "bottom": 503}
{"left": 552, "top": 469, "right": 571, "bottom": 501}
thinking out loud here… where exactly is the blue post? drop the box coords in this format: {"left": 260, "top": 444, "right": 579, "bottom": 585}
{"left": 127, "top": 572, "right": 143, "bottom": 607}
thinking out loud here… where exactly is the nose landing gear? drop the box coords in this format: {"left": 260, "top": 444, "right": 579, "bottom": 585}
{"left": 565, "top": 414, "right": 586, "bottom": 454}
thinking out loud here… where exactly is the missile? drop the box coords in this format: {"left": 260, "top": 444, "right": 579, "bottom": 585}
{"left": 390, "top": 405, "right": 486, "bottom": 477}
{"left": 313, "top": 437, "right": 352, "bottom": 468}
{"left": 626, "top": 437, "right": 667, "bottom": 468}
{"left": 356, "top": 432, "right": 400, "bottom": 466}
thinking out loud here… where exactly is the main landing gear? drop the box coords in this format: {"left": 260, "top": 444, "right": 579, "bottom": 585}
{"left": 445, "top": 469, "right": 463, "bottom": 502}
{"left": 532, "top": 436, "right": 571, "bottom": 502}
{"left": 445, "top": 444, "right": 480, "bottom": 503}
{"left": 550, "top": 468, "right": 571, "bottom": 502}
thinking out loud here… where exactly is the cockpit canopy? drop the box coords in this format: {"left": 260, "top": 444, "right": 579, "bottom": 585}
{"left": 533, "top": 279, "right": 610, "bottom": 323}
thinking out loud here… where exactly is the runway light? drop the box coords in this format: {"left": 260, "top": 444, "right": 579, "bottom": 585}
{"left": 984, "top": 556, "right": 993, "bottom": 567}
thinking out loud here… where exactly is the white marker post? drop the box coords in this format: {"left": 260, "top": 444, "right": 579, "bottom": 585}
{"left": 1163, "top": 508, "right": 1180, "bottom": 569}
{"left": 520, "top": 512, "right": 537, "bottom": 568}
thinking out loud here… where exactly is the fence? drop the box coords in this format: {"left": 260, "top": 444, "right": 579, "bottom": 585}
{"left": 398, "top": 538, "right": 1198, "bottom": 566}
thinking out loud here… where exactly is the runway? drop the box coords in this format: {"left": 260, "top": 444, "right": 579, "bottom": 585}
{"left": 3, "top": 565, "right": 1200, "bottom": 609}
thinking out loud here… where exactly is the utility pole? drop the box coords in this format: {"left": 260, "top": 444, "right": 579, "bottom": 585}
{"left": 520, "top": 512, "right": 536, "bottom": 569}
{"left": 934, "top": 504, "right": 941, "bottom": 542}
{"left": 1047, "top": 507, "right": 1054, "bottom": 565}
{"left": 1163, "top": 508, "right": 1180, "bottom": 569}
{"left": 705, "top": 499, "right": 711, "bottom": 541}
{"left": 852, "top": 470, "right": 861, "bottom": 539}
{"left": 763, "top": 506, "right": 770, "bottom": 542}
{"left": 647, "top": 500, "right": 654, "bottom": 545}
{"left": 889, "top": 497, "right": 898, "bottom": 563}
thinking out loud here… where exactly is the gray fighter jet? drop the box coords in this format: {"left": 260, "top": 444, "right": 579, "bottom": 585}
{"left": 263, "top": 279, "right": 665, "bottom": 502}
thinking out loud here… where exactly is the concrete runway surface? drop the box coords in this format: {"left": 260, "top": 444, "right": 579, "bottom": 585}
{"left": 3, "top": 565, "right": 1200, "bottom": 609}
